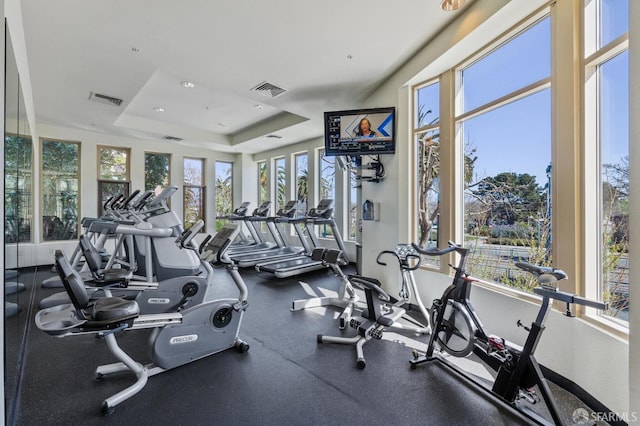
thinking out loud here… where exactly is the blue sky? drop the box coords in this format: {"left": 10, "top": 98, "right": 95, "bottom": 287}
{"left": 416, "top": 6, "right": 629, "bottom": 187}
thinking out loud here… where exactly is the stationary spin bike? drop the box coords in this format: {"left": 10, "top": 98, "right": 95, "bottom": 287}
{"left": 409, "top": 241, "right": 607, "bottom": 426}
{"left": 35, "top": 223, "right": 249, "bottom": 415}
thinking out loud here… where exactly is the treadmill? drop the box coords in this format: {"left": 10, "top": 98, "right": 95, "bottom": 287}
{"left": 256, "top": 199, "right": 349, "bottom": 278}
{"left": 217, "top": 202, "right": 257, "bottom": 246}
{"left": 230, "top": 201, "right": 307, "bottom": 268}
{"left": 225, "top": 201, "right": 279, "bottom": 255}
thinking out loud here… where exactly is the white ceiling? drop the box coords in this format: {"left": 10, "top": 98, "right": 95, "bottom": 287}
{"left": 21, "top": 0, "right": 472, "bottom": 154}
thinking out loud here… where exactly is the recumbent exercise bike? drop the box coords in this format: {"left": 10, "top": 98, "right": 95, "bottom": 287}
{"left": 35, "top": 223, "right": 249, "bottom": 416}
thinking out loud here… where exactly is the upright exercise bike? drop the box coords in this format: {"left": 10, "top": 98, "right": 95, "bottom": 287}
{"left": 317, "top": 244, "right": 431, "bottom": 369}
{"left": 35, "top": 223, "right": 250, "bottom": 415}
{"left": 409, "top": 241, "right": 607, "bottom": 425}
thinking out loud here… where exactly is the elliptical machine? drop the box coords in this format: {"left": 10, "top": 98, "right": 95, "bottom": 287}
{"left": 35, "top": 223, "right": 249, "bottom": 416}
{"left": 39, "top": 220, "right": 216, "bottom": 314}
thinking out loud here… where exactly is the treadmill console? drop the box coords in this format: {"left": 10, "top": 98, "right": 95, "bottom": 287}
{"left": 232, "top": 202, "right": 251, "bottom": 216}
{"left": 277, "top": 201, "right": 299, "bottom": 218}
{"left": 253, "top": 201, "right": 272, "bottom": 217}
{"left": 308, "top": 199, "right": 335, "bottom": 219}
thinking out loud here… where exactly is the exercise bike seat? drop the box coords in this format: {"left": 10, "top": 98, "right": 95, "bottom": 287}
{"left": 515, "top": 262, "right": 567, "bottom": 284}
{"left": 37, "top": 251, "right": 140, "bottom": 335}
{"left": 90, "top": 297, "right": 139, "bottom": 322}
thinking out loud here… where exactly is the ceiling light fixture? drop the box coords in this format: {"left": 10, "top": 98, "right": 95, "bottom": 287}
{"left": 180, "top": 81, "right": 195, "bottom": 88}
{"left": 153, "top": 107, "right": 165, "bottom": 112}
{"left": 440, "top": 0, "right": 465, "bottom": 11}
{"left": 131, "top": 47, "right": 141, "bottom": 53}
{"left": 254, "top": 104, "right": 264, "bottom": 110}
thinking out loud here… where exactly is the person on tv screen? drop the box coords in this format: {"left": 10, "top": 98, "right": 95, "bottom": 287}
{"left": 355, "top": 118, "right": 377, "bottom": 138}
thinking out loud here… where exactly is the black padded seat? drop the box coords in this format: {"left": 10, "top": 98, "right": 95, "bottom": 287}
{"left": 54, "top": 250, "right": 140, "bottom": 327}
{"left": 91, "top": 297, "right": 139, "bottom": 322}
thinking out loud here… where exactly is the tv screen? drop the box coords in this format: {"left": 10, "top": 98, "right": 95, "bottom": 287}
{"left": 323, "top": 107, "right": 396, "bottom": 156}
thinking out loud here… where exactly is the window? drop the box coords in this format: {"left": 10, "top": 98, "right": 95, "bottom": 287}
{"left": 318, "top": 149, "right": 335, "bottom": 237}
{"left": 258, "top": 161, "right": 268, "bottom": 205}
{"left": 215, "top": 161, "right": 233, "bottom": 231}
{"left": 274, "top": 157, "right": 286, "bottom": 212}
{"left": 183, "top": 157, "right": 205, "bottom": 230}
{"left": 41, "top": 139, "right": 80, "bottom": 241}
{"left": 585, "top": 0, "right": 629, "bottom": 323}
{"left": 347, "top": 163, "right": 358, "bottom": 241}
{"left": 98, "top": 146, "right": 130, "bottom": 216}
{"left": 4, "top": 135, "right": 33, "bottom": 242}
{"left": 145, "top": 152, "right": 171, "bottom": 194}
{"left": 414, "top": 80, "right": 441, "bottom": 267}
{"left": 459, "top": 17, "right": 551, "bottom": 293}
{"left": 294, "top": 153, "right": 308, "bottom": 216}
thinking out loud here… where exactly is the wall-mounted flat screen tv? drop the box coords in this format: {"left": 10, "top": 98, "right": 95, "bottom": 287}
{"left": 323, "top": 107, "right": 396, "bottom": 156}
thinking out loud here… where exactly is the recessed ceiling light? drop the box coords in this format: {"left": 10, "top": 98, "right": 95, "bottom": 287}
{"left": 254, "top": 104, "right": 264, "bottom": 110}
{"left": 153, "top": 107, "right": 165, "bottom": 112}
{"left": 347, "top": 54, "right": 353, "bottom": 60}
{"left": 180, "top": 81, "right": 195, "bottom": 88}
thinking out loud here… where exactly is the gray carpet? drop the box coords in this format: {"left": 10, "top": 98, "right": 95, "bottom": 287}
{"left": 15, "top": 264, "right": 575, "bottom": 425}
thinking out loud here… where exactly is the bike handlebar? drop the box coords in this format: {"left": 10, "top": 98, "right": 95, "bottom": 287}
{"left": 411, "top": 240, "right": 468, "bottom": 257}
{"left": 533, "top": 286, "right": 608, "bottom": 310}
{"left": 376, "top": 247, "right": 421, "bottom": 271}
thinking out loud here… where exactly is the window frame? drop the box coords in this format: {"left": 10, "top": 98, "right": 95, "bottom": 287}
{"left": 215, "top": 160, "right": 234, "bottom": 231}
{"left": 97, "top": 145, "right": 131, "bottom": 217}
{"left": 583, "top": 1, "right": 630, "bottom": 330}
{"left": 183, "top": 157, "right": 206, "bottom": 231}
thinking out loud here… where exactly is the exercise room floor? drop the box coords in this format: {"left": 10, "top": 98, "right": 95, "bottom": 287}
{"left": 13, "top": 264, "right": 601, "bottom": 425}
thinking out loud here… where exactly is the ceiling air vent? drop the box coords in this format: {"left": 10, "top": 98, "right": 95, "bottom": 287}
{"left": 88, "top": 91, "right": 123, "bottom": 107}
{"left": 250, "top": 81, "right": 286, "bottom": 98}
{"left": 162, "top": 136, "right": 183, "bottom": 142}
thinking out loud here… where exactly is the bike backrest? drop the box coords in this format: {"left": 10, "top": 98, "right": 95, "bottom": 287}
{"left": 54, "top": 250, "right": 90, "bottom": 311}
{"left": 78, "top": 234, "right": 102, "bottom": 277}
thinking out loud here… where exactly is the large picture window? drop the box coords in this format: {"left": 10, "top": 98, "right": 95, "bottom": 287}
{"left": 98, "top": 146, "right": 130, "bottom": 216}
{"left": 414, "top": 80, "right": 441, "bottom": 268}
{"left": 183, "top": 157, "right": 205, "bottom": 230}
{"left": 460, "top": 17, "right": 551, "bottom": 293}
{"left": 585, "top": 0, "right": 629, "bottom": 324}
{"left": 41, "top": 139, "right": 80, "bottom": 241}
